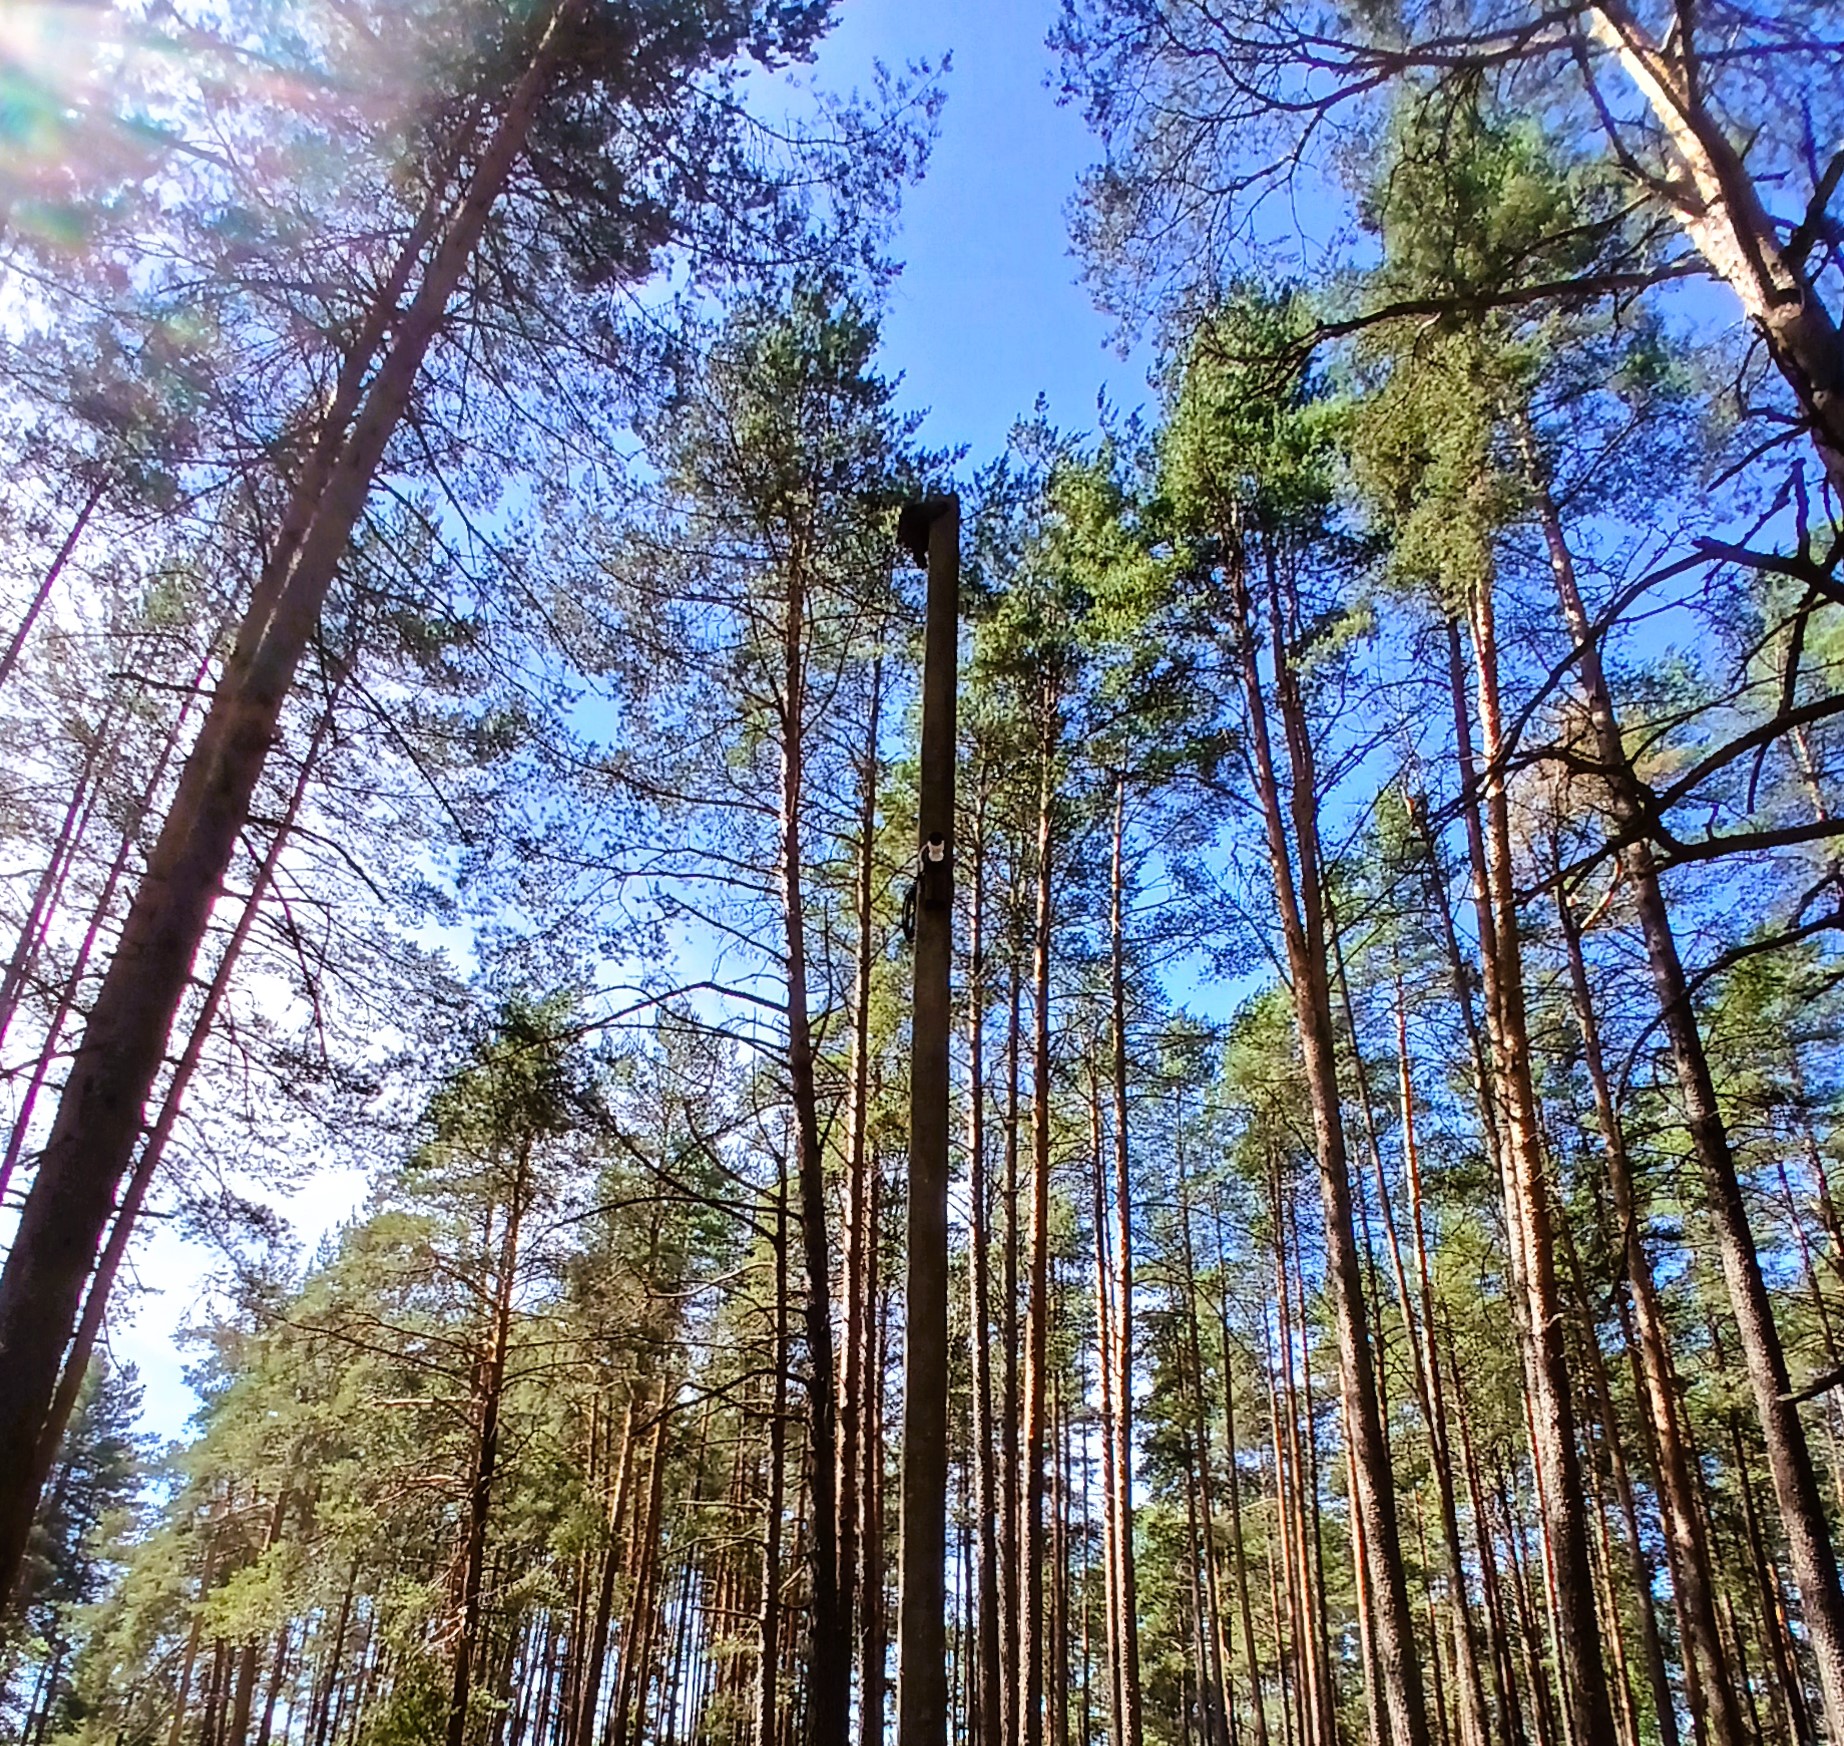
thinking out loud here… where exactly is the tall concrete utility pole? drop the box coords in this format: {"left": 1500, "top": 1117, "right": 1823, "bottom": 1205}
{"left": 895, "top": 494, "right": 958, "bottom": 1746}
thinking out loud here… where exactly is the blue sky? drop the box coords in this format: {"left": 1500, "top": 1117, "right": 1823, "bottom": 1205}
{"left": 798, "top": 0, "right": 1152, "bottom": 463}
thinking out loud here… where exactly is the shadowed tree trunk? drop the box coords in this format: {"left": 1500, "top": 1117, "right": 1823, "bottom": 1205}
{"left": 761, "top": 1168, "right": 789, "bottom": 1746}
{"left": 775, "top": 541, "right": 847, "bottom": 1746}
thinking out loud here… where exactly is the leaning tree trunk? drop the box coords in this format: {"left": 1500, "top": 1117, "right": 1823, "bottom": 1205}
{"left": 1586, "top": 0, "right": 1844, "bottom": 495}
{"left": 0, "top": 0, "right": 585, "bottom": 1606}
{"left": 30, "top": 707, "right": 331, "bottom": 1497}
{"left": 0, "top": 480, "right": 105, "bottom": 697}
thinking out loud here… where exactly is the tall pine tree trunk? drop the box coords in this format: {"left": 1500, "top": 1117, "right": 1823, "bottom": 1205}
{"left": 1091, "top": 1070, "right": 1126, "bottom": 1746}
{"left": 761, "top": 1168, "right": 789, "bottom": 1746}
{"left": 448, "top": 1148, "right": 529, "bottom": 1746}
{"left": 967, "top": 787, "right": 1003, "bottom": 1746}
{"left": 1106, "top": 779, "right": 1144, "bottom": 1746}
{"left": 1211, "top": 1198, "right": 1269, "bottom": 1746}
{"left": 775, "top": 552, "right": 847, "bottom": 1746}
{"left": 0, "top": 0, "right": 586, "bottom": 1600}
{"left": 839, "top": 658, "right": 883, "bottom": 1706}
{"left": 1228, "top": 541, "right": 1432, "bottom": 1746}
{"left": 1000, "top": 950, "right": 1024, "bottom": 1746}
{"left": 1551, "top": 865, "right": 1736, "bottom": 1746}
{"left": 576, "top": 1393, "right": 641, "bottom": 1746}
{"left": 1449, "top": 591, "right": 1616, "bottom": 1746}
{"left": 1019, "top": 731, "right": 1056, "bottom": 1746}
{"left": 1389, "top": 987, "right": 1492, "bottom": 1746}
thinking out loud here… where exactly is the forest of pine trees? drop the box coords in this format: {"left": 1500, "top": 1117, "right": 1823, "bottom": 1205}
{"left": 3, "top": 3, "right": 1844, "bottom": 1746}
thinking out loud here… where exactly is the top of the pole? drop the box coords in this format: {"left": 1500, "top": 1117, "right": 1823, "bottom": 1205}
{"left": 896, "top": 494, "right": 959, "bottom": 568}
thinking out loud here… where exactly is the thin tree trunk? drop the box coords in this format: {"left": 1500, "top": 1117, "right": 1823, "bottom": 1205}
{"left": 1448, "top": 1332, "right": 1527, "bottom": 1746}
{"left": 1263, "top": 1323, "right": 1299, "bottom": 1746}
{"left": 1495, "top": 1468, "right": 1560, "bottom": 1746}
{"left": 1000, "top": 950, "right": 1023, "bottom": 1746}
{"left": 1346, "top": 1424, "right": 1383, "bottom": 1746}
{"left": 1091, "top": 1068, "right": 1126, "bottom": 1746}
{"left": 968, "top": 786, "right": 1003, "bottom": 1746}
{"left": 861, "top": 1203, "right": 888, "bottom": 1746}
{"left": 169, "top": 1540, "right": 219, "bottom": 1746}
{"left": 761, "top": 1166, "right": 789, "bottom": 1746}
{"left": 254, "top": 1625, "right": 292, "bottom": 1746}
{"left": 616, "top": 1410, "right": 671, "bottom": 1746}
{"left": 447, "top": 1146, "right": 531, "bottom": 1746}
{"left": 1212, "top": 1198, "right": 1269, "bottom": 1746}
{"left": 1019, "top": 726, "right": 1056, "bottom": 1746}
{"left": 841, "top": 659, "right": 883, "bottom": 1686}
{"left": 1182, "top": 1404, "right": 1226, "bottom": 1746}
{"left": 1282, "top": 1194, "right": 1333, "bottom": 1746}
{"left": 776, "top": 548, "right": 848, "bottom": 1746}
{"left": 1730, "top": 1410, "right": 1818, "bottom": 1746}
{"left": 0, "top": 481, "right": 105, "bottom": 696}
{"left": 1106, "top": 778, "right": 1144, "bottom": 1746}
{"left": 1554, "top": 1204, "right": 1678, "bottom": 1746}
{"left": 0, "top": 699, "right": 123, "bottom": 1061}
{"left": 1050, "top": 1362, "right": 1071, "bottom": 1746}
{"left": 1391, "top": 983, "right": 1492, "bottom": 1746}
{"left": 1179, "top": 1144, "right": 1232, "bottom": 1746}
{"left": 1272, "top": 1163, "right": 1315, "bottom": 1746}
{"left": 576, "top": 1392, "right": 640, "bottom": 1746}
